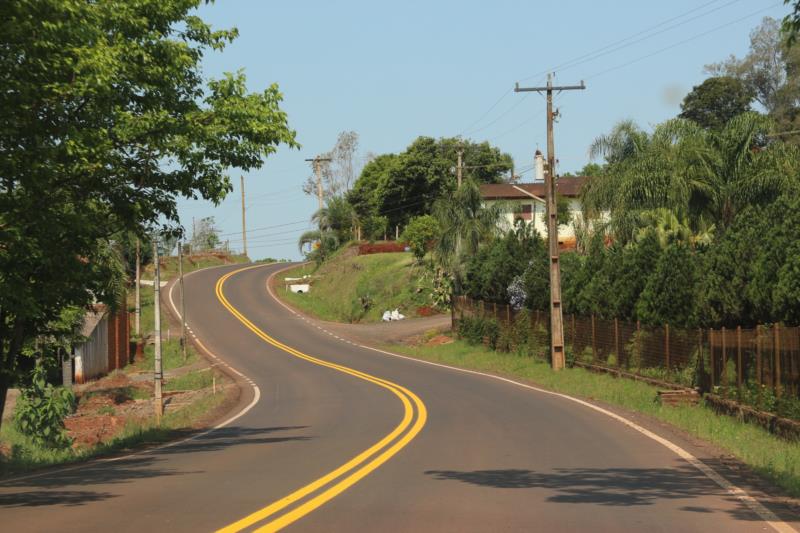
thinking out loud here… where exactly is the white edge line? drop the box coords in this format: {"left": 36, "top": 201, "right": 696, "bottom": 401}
{"left": 264, "top": 265, "right": 795, "bottom": 533}
{"left": 1, "top": 262, "right": 265, "bottom": 485}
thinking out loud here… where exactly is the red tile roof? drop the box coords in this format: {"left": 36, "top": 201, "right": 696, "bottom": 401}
{"left": 480, "top": 176, "right": 588, "bottom": 199}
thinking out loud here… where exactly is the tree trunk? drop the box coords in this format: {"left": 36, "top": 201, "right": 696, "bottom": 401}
{"left": 0, "top": 373, "right": 10, "bottom": 433}
{"left": 0, "top": 316, "right": 27, "bottom": 433}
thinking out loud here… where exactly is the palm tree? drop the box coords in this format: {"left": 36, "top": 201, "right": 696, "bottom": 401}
{"left": 582, "top": 112, "right": 800, "bottom": 240}
{"left": 433, "top": 179, "right": 502, "bottom": 291}
{"left": 311, "top": 195, "right": 358, "bottom": 243}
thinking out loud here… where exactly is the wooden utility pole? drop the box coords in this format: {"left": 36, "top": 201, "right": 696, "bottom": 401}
{"left": 456, "top": 148, "right": 464, "bottom": 188}
{"left": 515, "top": 74, "right": 586, "bottom": 370}
{"left": 152, "top": 239, "right": 164, "bottom": 420}
{"left": 305, "top": 156, "right": 332, "bottom": 211}
{"left": 240, "top": 175, "right": 248, "bottom": 258}
{"left": 178, "top": 239, "right": 187, "bottom": 362}
{"left": 134, "top": 238, "right": 141, "bottom": 337}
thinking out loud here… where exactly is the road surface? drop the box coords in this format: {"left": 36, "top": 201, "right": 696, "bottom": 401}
{"left": 0, "top": 262, "right": 796, "bottom": 532}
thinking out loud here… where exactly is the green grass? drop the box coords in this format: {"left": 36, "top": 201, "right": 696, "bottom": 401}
{"left": 390, "top": 339, "right": 800, "bottom": 498}
{"left": 278, "top": 250, "right": 435, "bottom": 323}
{"left": 0, "top": 379, "right": 229, "bottom": 476}
{"left": 131, "top": 339, "right": 197, "bottom": 372}
{"left": 164, "top": 369, "right": 215, "bottom": 391}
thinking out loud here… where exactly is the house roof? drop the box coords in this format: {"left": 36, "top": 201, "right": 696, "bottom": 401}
{"left": 480, "top": 176, "right": 588, "bottom": 200}
{"left": 79, "top": 307, "right": 107, "bottom": 338}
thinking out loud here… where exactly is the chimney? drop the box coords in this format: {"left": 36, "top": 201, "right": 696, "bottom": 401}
{"left": 534, "top": 149, "right": 545, "bottom": 182}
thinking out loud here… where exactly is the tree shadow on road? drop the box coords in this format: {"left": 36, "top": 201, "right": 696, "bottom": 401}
{"left": 0, "top": 425, "right": 312, "bottom": 509}
{"left": 425, "top": 462, "right": 791, "bottom": 524}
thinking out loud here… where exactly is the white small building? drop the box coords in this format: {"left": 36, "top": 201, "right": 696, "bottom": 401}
{"left": 480, "top": 176, "right": 589, "bottom": 249}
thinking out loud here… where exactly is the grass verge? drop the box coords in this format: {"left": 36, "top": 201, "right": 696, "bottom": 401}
{"left": 0, "top": 376, "right": 231, "bottom": 476}
{"left": 389, "top": 338, "right": 800, "bottom": 498}
{"left": 278, "top": 250, "right": 435, "bottom": 323}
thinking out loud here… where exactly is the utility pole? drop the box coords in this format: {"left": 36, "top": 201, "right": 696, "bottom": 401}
{"left": 178, "top": 239, "right": 187, "bottom": 362}
{"left": 134, "top": 238, "right": 141, "bottom": 337}
{"left": 305, "top": 156, "right": 332, "bottom": 211}
{"left": 240, "top": 175, "right": 247, "bottom": 258}
{"left": 456, "top": 148, "right": 464, "bottom": 188}
{"left": 152, "top": 239, "right": 164, "bottom": 421}
{"left": 515, "top": 74, "right": 586, "bottom": 370}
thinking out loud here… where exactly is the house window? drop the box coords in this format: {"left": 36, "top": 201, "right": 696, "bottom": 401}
{"left": 514, "top": 203, "right": 532, "bottom": 221}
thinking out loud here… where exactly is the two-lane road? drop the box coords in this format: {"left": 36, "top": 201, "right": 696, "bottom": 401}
{"left": 0, "top": 262, "right": 795, "bottom": 532}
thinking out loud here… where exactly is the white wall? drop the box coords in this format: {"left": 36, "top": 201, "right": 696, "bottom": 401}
{"left": 74, "top": 315, "right": 108, "bottom": 383}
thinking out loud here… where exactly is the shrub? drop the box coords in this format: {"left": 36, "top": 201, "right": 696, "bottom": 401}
{"left": 14, "top": 366, "right": 76, "bottom": 449}
{"left": 457, "top": 315, "right": 500, "bottom": 349}
{"left": 402, "top": 215, "right": 440, "bottom": 261}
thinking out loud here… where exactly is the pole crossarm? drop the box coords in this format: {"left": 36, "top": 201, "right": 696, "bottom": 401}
{"left": 511, "top": 185, "right": 546, "bottom": 204}
{"left": 514, "top": 81, "right": 586, "bottom": 92}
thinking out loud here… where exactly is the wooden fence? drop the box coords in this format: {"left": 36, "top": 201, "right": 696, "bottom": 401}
{"left": 452, "top": 295, "right": 800, "bottom": 398}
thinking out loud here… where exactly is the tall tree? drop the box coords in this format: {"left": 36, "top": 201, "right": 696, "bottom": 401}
{"left": 303, "top": 131, "right": 361, "bottom": 200}
{"left": 0, "top": 0, "right": 298, "bottom": 423}
{"left": 706, "top": 17, "right": 800, "bottom": 141}
{"left": 348, "top": 136, "right": 512, "bottom": 229}
{"left": 679, "top": 76, "right": 753, "bottom": 130}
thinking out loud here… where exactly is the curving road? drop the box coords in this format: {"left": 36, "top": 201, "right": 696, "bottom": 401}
{"left": 0, "top": 262, "right": 796, "bottom": 532}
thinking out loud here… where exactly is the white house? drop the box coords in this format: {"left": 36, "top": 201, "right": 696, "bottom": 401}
{"left": 480, "top": 175, "right": 589, "bottom": 249}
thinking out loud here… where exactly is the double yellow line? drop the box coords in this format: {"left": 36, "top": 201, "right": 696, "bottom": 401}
{"left": 214, "top": 265, "right": 427, "bottom": 532}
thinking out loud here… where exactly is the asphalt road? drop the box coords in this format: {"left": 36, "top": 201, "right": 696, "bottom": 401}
{"left": 0, "top": 262, "right": 796, "bottom": 532}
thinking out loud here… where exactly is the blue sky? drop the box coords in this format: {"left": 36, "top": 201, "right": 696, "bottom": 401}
{"left": 178, "top": 0, "right": 790, "bottom": 260}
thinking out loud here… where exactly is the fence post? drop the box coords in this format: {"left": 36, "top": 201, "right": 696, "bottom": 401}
{"left": 506, "top": 304, "right": 511, "bottom": 323}
{"left": 572, "top": 314, "right": 576, "bottom": 349}
{"left": 493, "top": 302, "right": 498, "bottom": 321}
{"left": 665, "top": 323, "right": 670, "bottom": 371}
{"left": 591, "top": 314, "right": 597, "bottom": 362}
{"left": 709, "top": 328, "right": 715, "bottom": 389}
{"left": 756, "top": 325, "right": 762, "bottom": 389}
{"left": 614, "top": 318, "right": 620, "bottom": 370}
{"left": 736, "top": 325, "right": 742, "bottom": 390}
{"left": 636, "top": 320, "right": 641, "bottom": 372}
{"left": 775, "top": 323, "right": 782, "bottom": 398}
{"left": 697, "top": 328, "right": 704, "bottom": 391}
{"left": 721, "top": 326, "right": 727, "bottom": 388}
{"left": 480, "top": 299, "right": 485, "bottom": 318}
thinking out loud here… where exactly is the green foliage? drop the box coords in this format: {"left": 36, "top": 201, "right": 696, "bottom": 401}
{"left": 434, "top": 179, "right": 503, "bottom": 292}
{"left": 539, "top": 193, "right": 574, "bottom": 229}
{"left": 0, "top": 0, "right": 298, "bottom": 401}
{"left": 402, "top": 215, "right": 440, "bottom": 261}
{"left": 347, "top": 137, "right": 512, "bottom": 229}
{"left": 14, "top": 366, "right": 75, "bottom": 449}
{"left": 635, "top": 243, "right": 697, "bottom": 327}
{"left": 457, "top": 316, "right": 500, "bottom": 349}
{"left": 679, "top": 76, "right": 753, "bottom": 130}
{"left": 584, "top": 113, "right": 800, "bottom": 236}
{"left": 463, "top": 221, "right": 543, "bottom": 304}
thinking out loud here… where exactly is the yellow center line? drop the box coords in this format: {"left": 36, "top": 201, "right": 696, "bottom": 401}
{"left": 213, "top": 265, "right": 427, "bottom": 532}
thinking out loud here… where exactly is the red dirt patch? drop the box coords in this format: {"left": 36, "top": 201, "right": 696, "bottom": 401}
{"left": 425, "top": 335, "right": 454, "bottom": 346}
{"left": 65, "top": 414, "right": 129, "bottom": 448}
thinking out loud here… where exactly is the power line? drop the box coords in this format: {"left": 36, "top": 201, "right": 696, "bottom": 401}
{"left": 520, "top": 0, "right": 739, "bottom": 82}
{"left": 460, "top": 0, "right": 739, "bottom": 139}
{"left": 457, "top": 89, "right": 513, "bottom": 136}
{"left": 586, "top": 3, "right": 782, "bottom": 80}
{"left": 217, "top": 219, "right": 309, "bottom": 238}
{"left": 463, "top": 95, "right": 530, "bottom": 136}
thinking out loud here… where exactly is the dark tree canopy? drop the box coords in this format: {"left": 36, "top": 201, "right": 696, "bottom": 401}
{"left": 679, "top": 76, "right": 753, "bottom": 130}
{"left": 347, "top": 137, "right": 512, "bottom": 230}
